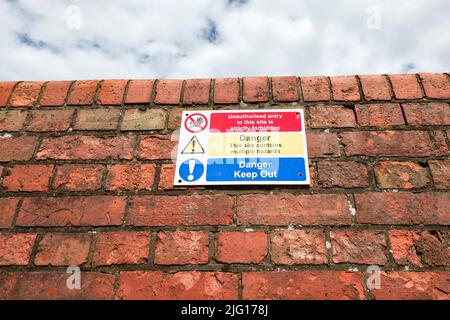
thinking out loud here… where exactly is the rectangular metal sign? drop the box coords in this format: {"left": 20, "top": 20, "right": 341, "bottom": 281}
{"left": 174, "top": 109, "right": 310, "bottom": 186}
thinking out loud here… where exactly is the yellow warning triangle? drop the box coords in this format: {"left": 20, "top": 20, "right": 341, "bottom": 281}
{"left": 182, "top": 136, "right": 205, "bottom": 154}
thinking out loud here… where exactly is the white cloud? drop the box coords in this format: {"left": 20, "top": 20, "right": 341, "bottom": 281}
{"left": 0, "top": 0, "right": 449, "bottom": 80}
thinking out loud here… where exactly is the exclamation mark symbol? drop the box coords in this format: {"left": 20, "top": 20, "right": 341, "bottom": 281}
{"left": 191, "top": 138, "right": 196, "bottom": 153}
{"left": 188, "top": 159, "right": 196, "bottom": 181}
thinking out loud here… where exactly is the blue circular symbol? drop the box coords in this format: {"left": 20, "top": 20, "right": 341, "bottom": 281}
{"left": 179, "top": 159, "right": 204, "bottom": 182}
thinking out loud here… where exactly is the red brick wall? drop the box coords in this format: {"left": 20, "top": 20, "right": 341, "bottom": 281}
{"left": 0, "top": 74, "right": 449, "bottom": 300}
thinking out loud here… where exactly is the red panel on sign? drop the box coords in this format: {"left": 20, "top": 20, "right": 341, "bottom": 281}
{"left": 210, "top": 111, "right": 302, "bottom": 133}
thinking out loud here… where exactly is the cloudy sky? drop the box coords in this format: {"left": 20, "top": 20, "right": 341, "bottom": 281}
{"left": 1, "top": 0, "right": 449, "bottom": 80}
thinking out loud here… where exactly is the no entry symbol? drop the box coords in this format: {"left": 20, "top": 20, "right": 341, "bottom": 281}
{"left": 184, "top": 113, "right": 208, "bottom": 133}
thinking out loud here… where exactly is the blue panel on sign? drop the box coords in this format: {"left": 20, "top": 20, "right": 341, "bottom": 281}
{"left": 206, "top": 158, "right": 307, "bottom": 182}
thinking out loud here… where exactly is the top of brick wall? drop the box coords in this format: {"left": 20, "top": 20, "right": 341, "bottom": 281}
{"left": 1, "top": 73, "right": 450, "bottom": 107}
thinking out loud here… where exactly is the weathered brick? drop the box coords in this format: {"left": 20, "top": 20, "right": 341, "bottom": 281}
{"left": 40, "top": 81, "right": 72, "bottom": 106}
{"left": 0, "top": 136, "right": 36, "bottom": 162}
{"left": 389, "top": 74, "right": 423, "bottom": 99}
{"left": 419, "top": 73, "right": 450, "bottom": 99}
{"left": 215, "top": 231, "right": 267, "bottom": 264}
{"left": 10, "top": 82, "right": 44, "bottom": 107}
{"left": 301, "top": 76, "right": 330, "bottom": 101}
{"left": 53, "top": 164, "right": 105, "bottom": 191}
{"left": 155, "top": 230, "right": 209, "bottom": 265}
{"left": 93, "top": 231, "right": 150, "bottom": 266}
{"left": 0, "top": 82, "right": 17, "bottom": 107}
{"left": 389, "top": 231, "right": 450, "bottom": 267}
{"left": 0, "top": 198, "right": 19, "bottom": 228}
{"left": 35, "top": 233, "right": 92, "bottom": 266}
{"left": 370, "top": 272, "right": 450, "bottom": 300}
{"left": 214, "top": 78, "right": 239, "bottom": 104}
{"left": 121, "top": 108, "right": 166, "bottom": 130}
{"left": 270, "top": 230, "right": 327, "bottom": 265}
{"left": 0, "top": 272, "right": 114, "bottom": 299}
{"left": 272, "top": 76, "right": 298, "bottom": 102}
{"left": 127, "top": 195, "right": 233, "bottom": 226}
{"left": 340, "top": 131, "right": 448, "bottom": 157}
{"left": 330, "top": 230, "right": 388, "bottom": 265}
{"left": 403, "top": 103, "right": 450, "bottom": 126}
{"left": 37, "top": 135, "right": 135, "bottom": 160}
{"left": 105, "top": 164, "right": 156, "bottom": 191}
{"left": 154, "top": 79, "right": 182, "bottom": 105}
{"left": 310, "top": 105, "right": 356, "bottom": 128}
{"left": 97, "top": 80, "right": 127, "bottom": 105}
{"left": 317, "top": 161, "right": 369, "bottom": 188}
{"left": 429, "top": 160, "right": 450, "bottom": 189}
{"left": 158, "top": 163, "right": 175, "bottom": 190}
{"left": 138, "top": 134, "right": 177, "bottom": 160}
{"left": 306, "top": 131, "right": 340, "bottom": 158}
{"left": 0, "top": 110, "right": 28, "bottom": 131}
{"left": 243, "top": 77, "right": 269, "bottom": 103}
{"left": 17, "top": 196, "right": 126, "bottom": 227}
{"left": 183, "top": 79, "right": 210, "bottom": 105}
{"left": 27, "top": 109, "right": 74, "bottom": 132}
{"left": 74, "top": 108, "right": 120, "bottom": 130}
{"left": 117, "top": 271, "right": 238, "bottom": 300}
{"left": 242, "top": 271, "right": 365, "bottom": 300}
{"left": 2, "top": 164, "right": 54, "bottom": 192}
{"left": 355, "top": 103, "right": 404, "bottom": 127}
{"left": 0, "top": 233, "right": 37, "bottom": 265}
{"left": 237, "top": 194, "right": 351, "bottom": 226}
{"left": 359, "top": 75, "right": 391, "bottom": 101}
{"left": 125, "top": 79, "right": 154, "bottom": 104}
{"left": 330, "top": 76, "right": 360, "bottom": 101}
{"left": 355, "top": 192, "right": 450, "bottom": 225}
{"left": 67, "top": 80, "right": 99, "bottom": 105}
{"left": 375, "top": 161, "right": 430, "bottom": 189}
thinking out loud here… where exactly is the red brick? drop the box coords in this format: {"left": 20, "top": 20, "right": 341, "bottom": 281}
{"left": 355, "top": 103, "right": 404, "bottom": 127}
{"left": 371, "top": 272, "right": 450, "bottom": 300}
{"left": 121, "top": 108, "right": 166, "bottom": 131}
{"left": 389, "top": 74, "right": 423, "bottom": 99}
{"left": 2, "top": 164, "right": 54, "bottom": 192}
{"left": 237, "top": 194, "right": 351, "bottom": 226}
{"left": 0, "top": 198, "right": 19, "bottom": 228}
{"left": 242, "top": 271, "right": 365, "bottom": 300}
{"left": 330, "top": 230, "right": 387, "bottom": 265}
{"left": 10, "top": 82, "right": 44, "bottom": 107}
{"left": 67, "top": 80, "right": 99, "bottom": 105}
{"left": 243, "top": 77, "right": 269, "bottom": 103}
{"left": 340, "top": 131, "right": 448, "bottom": 157}
{"left": 158, "top": 163, "right": 175, "bottom": 190}
{"left": 317, "top": 161, "right": 369, "bottom": 188}
{"left": 389, "top": 231, "right": 450, "bottom": 267}
{"left": 301, "top": 76, "right": 330, "bottom": 101}
{"left": 17, "top": 196, "right": 126, "bottom": 227}
{"left": 117, "top": 271, "right": 238, "bottom": 300}
{"left": 0, "top": 272, "right": 114, "bottom": 300}
{"left": 40, "top": 81, "right": 72, "bottom": 106}
{"left": 270, "top": 230, "right": 327, "bottom": 265}
{"left": 429, "top": 160, "right": 450, "bottom": 189}
{"left": 183, "top": 79, "right": 210, "bottom": 105}
{"left": 419, "top": 73, "right": 450, "bottom": 99}
{"left": 53, "top": 164, "right": 105, "bottom": 191}
{"left": 355, "top": 192, "right": 450, "bottom": 225}
{"left": 27, "top": 109, "right": 74, "bottom": 132}
{"left": 215, "top": 231, "right": 267, "bottom": 264}
{"left": 93, "top": 231, "right": 150, "bottom": 266}
{"left": 330, "top": 76, "right": 360, "bottom": 101}
{"left": 310, "top": 105, "right": 356, "bottom": 128}
{"left": 74, "top": 108, "right": 120, "bottom": 130}
{"left": 0, "top": 136, "right": 37, "bottom": 162}
{"left": 97, "top": 80, "right": 127, "bottom": 105}
{"left": 35, "top": 233, "right": 92, "bottom": 266}
{"left": 0, "top": 233, "right": 37, "bottom": 265}
{"left": 214, "top": 78, "right": 239, "bottom": 104}
{"left": 403, "top": 103, "right": 450, "bottom": 126}
{"left": 155, "top": 230, "right": 209, "bottom": 265}
{"left": 0, "top": 82, "right": 17, "bottom": 107}
{"left": 125, "top": 79, "right": 154, "bottom": 104}
{"left": 272, "top": 76, "right": 298, "bottom": 102}
{"left": 37, "top": 135, "right": 135, "bottom": 160}
{"left": 306, "top": 131, "right": 340, "bottom": 158}
{"left": 127, "top": 195, "right": 233, "bottom": 226}
{"left": 375, "top": 161, "right": 430, "bottom": 189}
{"left": 154, "top": 79, "right": 182, "bottom": 105}
{"left": 105, "top": 164, "right": 156, "bottom": 191}
{"left": 0, "top": 110, "right": 28, "bottom": 131}
{"left": 138, "top": 134, "right": 177, "bottom": 160}
{"left": 359, "top": 75, "right": 392, "bottom": 101}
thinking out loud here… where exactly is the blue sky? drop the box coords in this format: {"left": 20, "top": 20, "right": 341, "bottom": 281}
{"left": 1, "top": 0, "right": 449, "bottom": 80}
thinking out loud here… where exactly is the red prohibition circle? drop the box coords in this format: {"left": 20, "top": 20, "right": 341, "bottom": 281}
{"left": 184, "top": 113, "right": 208, "bottom": 133}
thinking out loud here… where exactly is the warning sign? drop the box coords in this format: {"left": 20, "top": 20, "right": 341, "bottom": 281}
{"left": 174, "top": 109, "right": 310, "bottom": 186}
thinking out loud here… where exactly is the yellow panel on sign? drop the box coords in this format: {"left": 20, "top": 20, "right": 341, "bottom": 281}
{"left": 208, "top": 133, "right": 305, "bottom": 157}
